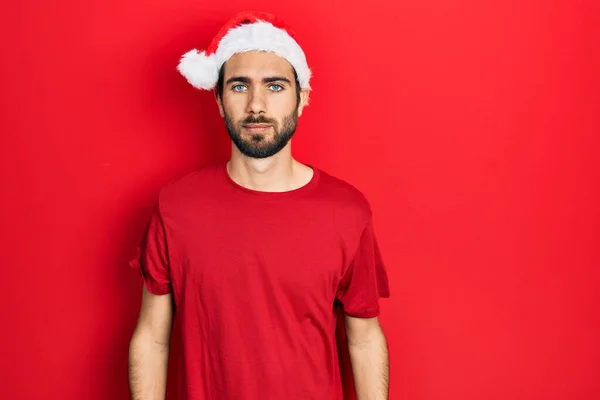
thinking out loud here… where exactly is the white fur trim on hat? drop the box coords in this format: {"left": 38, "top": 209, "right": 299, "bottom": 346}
{"left": 178, "top": 21, "right": 312, "bottom": 91}
{"left": 177, "top": 50, "right": 219, "bottom": 90}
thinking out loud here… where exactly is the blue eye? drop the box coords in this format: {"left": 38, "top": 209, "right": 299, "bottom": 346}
{"left": 269, "top": 84, "right": 283, "bottom": 92}
{"left": 232, "top": 85, "right": 247, "bottom": 92}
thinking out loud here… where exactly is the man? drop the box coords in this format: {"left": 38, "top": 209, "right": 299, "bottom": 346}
{"left": 128, "top": 11, "right": 391, "bottom": 400}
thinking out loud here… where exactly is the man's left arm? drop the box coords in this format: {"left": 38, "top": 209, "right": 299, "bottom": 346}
{"left": 345, "top": 315, "right": 389, "bottom": 400}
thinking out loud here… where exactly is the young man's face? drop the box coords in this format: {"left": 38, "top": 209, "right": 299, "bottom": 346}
{"left": 216, "top": 51, "right": 308, "bottom": 159}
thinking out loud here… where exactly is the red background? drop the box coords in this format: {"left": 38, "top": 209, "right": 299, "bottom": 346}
{"left": 1, "top": 1, "right": 598, "bottom": 399}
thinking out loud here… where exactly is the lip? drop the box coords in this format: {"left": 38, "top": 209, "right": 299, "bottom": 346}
{"left": 244, "top": 123, "right": 272, "bottom": 128}
{"left": 244, "top": 124, "right": 273, "bottom": 132}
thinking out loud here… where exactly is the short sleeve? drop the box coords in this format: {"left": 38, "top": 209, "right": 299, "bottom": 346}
{"left": 336, "top": 218, "right": 390, "bottom": 318}
{"left": 129, "top": 205, "right": 172, "bottom": 295}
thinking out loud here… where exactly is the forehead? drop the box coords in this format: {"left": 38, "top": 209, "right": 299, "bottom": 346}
{"left": 223, "top": 51, "right": 295, "bottom": 80}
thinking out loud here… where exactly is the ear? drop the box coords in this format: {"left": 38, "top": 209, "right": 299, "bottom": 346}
{"left": 297, "top": 89, "right": 310, "bottom": 117}
{"left": 214, "top": 90, "right": 225, "bottom": 118}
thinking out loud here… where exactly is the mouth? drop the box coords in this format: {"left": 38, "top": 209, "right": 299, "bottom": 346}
{"left": 243, "top": 124, "right": 273, "bottom": 133}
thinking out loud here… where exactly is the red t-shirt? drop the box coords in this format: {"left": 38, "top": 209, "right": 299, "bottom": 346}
{"left": 130, "top": 162, "right": 390, "bottom": 399}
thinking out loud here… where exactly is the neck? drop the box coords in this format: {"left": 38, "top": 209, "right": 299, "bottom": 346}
{"left": 227, "top": 145, "right": 310, "bottom": 192}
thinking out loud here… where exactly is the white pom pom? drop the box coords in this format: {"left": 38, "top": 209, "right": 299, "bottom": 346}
{"left": 177, "top": 49, "right": 219, "bottom": 90}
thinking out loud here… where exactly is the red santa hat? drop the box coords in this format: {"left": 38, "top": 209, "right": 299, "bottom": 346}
{"left": 177, "top": 11, "right": 312, "bottom": 91}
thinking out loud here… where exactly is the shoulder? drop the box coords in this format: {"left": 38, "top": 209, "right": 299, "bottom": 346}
{"left": 156, "top": 163, "right": 223, "bottom": 210}
{"left": 315, "top": 166, "right": 374, "bottom": 221}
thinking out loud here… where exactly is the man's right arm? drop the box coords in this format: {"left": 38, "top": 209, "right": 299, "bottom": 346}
{"left": 128, "top": 285, "right": 174, "bottom": 400}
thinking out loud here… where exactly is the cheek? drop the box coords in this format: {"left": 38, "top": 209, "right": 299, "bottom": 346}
{"left": 223, "top": 96, "right": 246, "bottom": 118}
{"left": 267, "top": 95, "right": 296, "bottom": 117}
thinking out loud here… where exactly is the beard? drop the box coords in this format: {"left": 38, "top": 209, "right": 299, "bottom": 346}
{"left": 224, "top": 108, "right": 299, "bottom": 159}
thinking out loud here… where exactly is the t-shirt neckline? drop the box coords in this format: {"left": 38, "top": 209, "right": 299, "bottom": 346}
{"left": 221, "top": 162, "right": 320, "bottom": 200}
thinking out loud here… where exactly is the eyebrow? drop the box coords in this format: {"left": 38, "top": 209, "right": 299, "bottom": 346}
{"left": 225, "top": 76, "right": 292, "bottom": 85}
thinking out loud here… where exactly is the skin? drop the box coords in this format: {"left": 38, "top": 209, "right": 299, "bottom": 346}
{"left": 128, "top": 50, "right": 389, "bottom": 400}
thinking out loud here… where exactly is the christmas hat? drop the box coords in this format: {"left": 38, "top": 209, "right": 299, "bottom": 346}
{"left": 177, "top": 11, "right": 312, "bottom": 91}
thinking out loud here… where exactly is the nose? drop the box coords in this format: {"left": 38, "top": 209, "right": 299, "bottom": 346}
{"left": 246, "top": 86, "right": 266, "bottom": 114}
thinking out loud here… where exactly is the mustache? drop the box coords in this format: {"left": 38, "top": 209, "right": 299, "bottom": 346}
{"left": 242, "top": 115, "right": 277, "bottom": 125}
